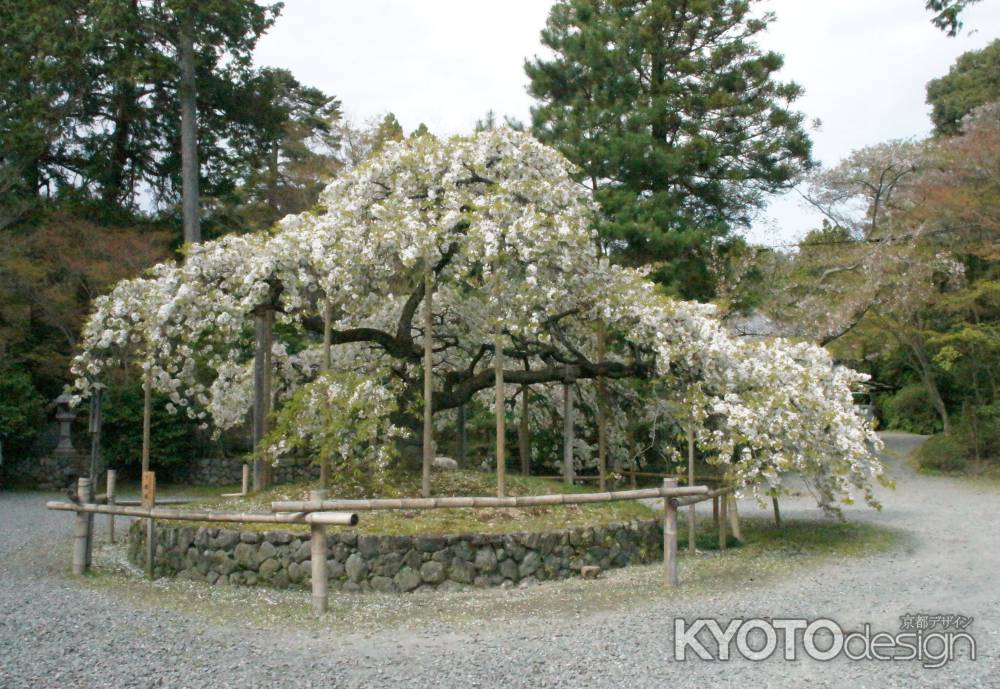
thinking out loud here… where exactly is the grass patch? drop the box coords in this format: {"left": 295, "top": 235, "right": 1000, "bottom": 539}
{"left": 86, "top": 513, "right": 901, "bottom": 634}
{"left": 179, "top": 469, "right": 654, "bottom": 536}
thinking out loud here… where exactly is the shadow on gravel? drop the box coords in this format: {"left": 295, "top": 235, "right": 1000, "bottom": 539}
{"left": 81, "top": 515, "right": 903, "bottom": 637}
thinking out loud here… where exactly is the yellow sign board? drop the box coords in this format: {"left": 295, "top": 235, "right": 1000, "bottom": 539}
{"left": 141, "top": 471, "right": 156, "bottom": 509}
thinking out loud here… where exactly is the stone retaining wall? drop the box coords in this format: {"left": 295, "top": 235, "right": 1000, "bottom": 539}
{"left": 4, "top": 453, "right": 88, "bottom": 490}
{"left": 182, "top": 457, "right": 317, "bottom": 486}
{"left": 128, "top": 519, "right": 663, "bottom": 593}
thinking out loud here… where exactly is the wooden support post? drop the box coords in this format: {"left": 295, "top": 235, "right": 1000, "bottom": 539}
{"left": 596, "top": 328, "right": 608, "bottom": 492}
{"left": 456, "top": 404, "right": 466, "bottom": 467}
{"left": 663, "top": 478, "right": 678, "bottom": 587}
{"left": 142, "top": 471, "right": 156, "bottom": 579}
{"left": 252, "top": 308, "right": 274, "bottom": 491}
{"left": 494, "top": 333, "right": 506, "bottom": 497}
{"left": 629, "top": 436, "right": 637, "bottom": 489}
{"left": 106, "top": 470, "right": 117, "bottom": 544}
{"left": 142, "top": 368, "right": 152, "bottom": 475}
{"left": 728, "top": 495, "right": 743, "bottom": 542}
{"left": 712, "top": 495, "right": 719, "bottom": 529}
{"left": 72, "top": 477, "right": 92, "bottom": 575}
{"left": 718, "top": 491, "right": 728, "bottom": 553}
{"left": 562, "top": 372, "right": 575, "bottom": 485}
{"left": 518, "top": 384, "right": 530, "bottom": 475}
{"left": 772, "top": 496, "right": 782, "bottom": 528}
{"left": 320, "top": 301, "right": 332, "bottom": 490}
{"left": 309, "top": 490, "right": 328, "bottom": 614}
{"left": 242, "top": 463, "right": 250, "bottom": 496}
{"left": 422, "top": 269, "right": 434, "bottom": 499}
{"left": 687, "top": 422, "right": 696, "bottom": 554}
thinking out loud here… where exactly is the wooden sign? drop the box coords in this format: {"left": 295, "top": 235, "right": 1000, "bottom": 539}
{"left": 141, "top": 471, "right": 156, "bottom": 509}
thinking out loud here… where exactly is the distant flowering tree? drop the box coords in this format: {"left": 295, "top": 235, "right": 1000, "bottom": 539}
{"left": 72, "top": 130, "right": 884, "bottom": 511}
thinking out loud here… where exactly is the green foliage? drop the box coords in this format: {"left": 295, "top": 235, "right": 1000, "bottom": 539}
{"left": 917, "top": 433, "right": 967, "bottom": 472}
{"left": 926, "top": 39, "right": 1000, "bottom": 135}
{"left": 187, "top": 470, "right": 654, "bottom": 535}
{"left": 0, "top": 0, "right": 341, "bottom": 235}
{"left": 0, "top": 363, "right": 45, "bottom": 455}
{"left": 0, "top": 216, "right": 173, "bottom": 394}
{"left": 100, "top": 379, "right": 207, "bottom": 480}
{"left": 955, "top": 402, "right": 1000, "bottom": 462}
{"left": 879, "top": 384, "right": 943, "bottom": 434}
{"left": 264, "top": 371, "right": 404, "bottom": 494}
{"left": 925, "top": 0, "right": 982, "bottom": 36}
{"left": 525, "top": 0, "right": 812, "bottom": 299}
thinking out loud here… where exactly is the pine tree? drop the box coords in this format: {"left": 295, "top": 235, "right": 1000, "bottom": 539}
{"left": 525, "top": 0, "right": 812, "bottom": 298}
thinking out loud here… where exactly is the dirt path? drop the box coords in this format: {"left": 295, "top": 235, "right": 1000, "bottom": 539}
{"left": 1, "top": 432, "right": 996, "bottom": 688}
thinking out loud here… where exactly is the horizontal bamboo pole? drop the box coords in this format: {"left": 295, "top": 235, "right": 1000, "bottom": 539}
{"left": 46, "top": 501, "right": 358, "bottom": 526}
{"left": 271, "top": 485, "right": 710, "bottom": 513}
{"left": 672, "top": 485, "right": 735, "bottom": 507}
{"left": 94, "top": 495, "right": 192, "bottom": 507}
{"left": 534, "top": 472, "right": 724, "bottom": 484}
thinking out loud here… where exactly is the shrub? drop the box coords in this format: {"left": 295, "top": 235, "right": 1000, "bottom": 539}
{"left": 956, "top": 402, "right": 1000, "bottom": 463}
{"left": 100, "top": 379, "right": 213, "bottom": 481}
{"left": 0, "top": 364, "right": 45, "bottom": 456}
{"left": 879, "top": 384, "right": 942, "bottom": 434}
{"left": 917, "top": 433, "right": 967, "bottom": 472}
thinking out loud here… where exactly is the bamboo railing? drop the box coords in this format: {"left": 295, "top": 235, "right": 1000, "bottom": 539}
{"left": 270, "top": 484, "right": 709, "bottom": 513}
{"left": 52, "top": 476, "right": 742, "bottom": 616}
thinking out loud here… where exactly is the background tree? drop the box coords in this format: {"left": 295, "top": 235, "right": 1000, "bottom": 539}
{"left": 525, "top": 0, "right": 813, "bottom": 299}
{"left": 925, "top": 0, "right": 982, "bottom": 36}
{"left": 0, "top": 0, "right": 333, "bottom": 237}
{"left": 926, "top": 39, "right": 1000, "bottom": 136}
{"left": 763, "top": 104, "right": 999, "bottom": 454}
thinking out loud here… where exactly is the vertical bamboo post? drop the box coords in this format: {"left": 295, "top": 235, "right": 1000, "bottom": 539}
{"left": 72, "top": 477, "right": 92, "bottom": 575}
{"left": 252, "top": 308, "right": 274, "bottom": 491}
{"left": 262, "top": 309, "right": 274, "bottom": 488}
{"left": 718, "top": 490, "right": 728, "bottom": 553}
{"left": 456, "top": 404, "right": 466, "bottom": 467}
{"left": 320, "top": 300, "right": 332, "bottom": 490}
{"left": 422, "top": 269, "right": 434, "bottom": 499}
{"left": 686, "top": 422, "right": 696, "bottom": 553}
{"left": 772, "top": 496, "right": 782, "bottom": 527}
{"left": 142, "top": 470, "right": 156, "bottom": 579}
{"left": 142, "top": 368, "right": 152, "bottom": 475}
{"left": 663, "top": 478, "right": 678, "bottom": 587}
{"left": 106, "top": 470, "right": 117, "bottom": 544}
{"left": 727, "top": 495, "right": 743, "bottom": 541}
{"left": 145, "top": 518, "right": 156, "bottom": 579}
{"left": 494, "top": 334, "right": 506, "bottom": 497}
{"left": 629, "top": 435, "right": 637, "bottom": 489}
{"left": 518, "top": 384, "right": 530, "bottom": 475}
{"left": 596, "top": 328, "right": 608, "bottom": 491}
{"left": 712, "top": 495, "right": 719, "bottom": 529}
{"left": 141, "top": 369, "right": 154, "bottom": 577}
{"left": 309, "top": 490, "right": 328, "bottom": 614}
{"left": 241, "top": 463, "right": 250, "bottom": 496}
{"left": 562, "top": 372, "right": 575, "bottom": 485}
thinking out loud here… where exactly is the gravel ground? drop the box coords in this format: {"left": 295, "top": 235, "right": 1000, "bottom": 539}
{"left": 1, "top": 432, "right": 997, "bottom": 688}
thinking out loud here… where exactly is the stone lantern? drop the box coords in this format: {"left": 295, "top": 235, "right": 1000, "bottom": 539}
{"left": 53, "top": 393, "right": 79, "bottom": 457}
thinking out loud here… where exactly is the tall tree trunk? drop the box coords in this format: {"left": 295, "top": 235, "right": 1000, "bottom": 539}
{"left": 178, "top": 16, "right": 200, "bottom": 244}
{"left": 907, "top": 335, "right": 951, "bottom": 434}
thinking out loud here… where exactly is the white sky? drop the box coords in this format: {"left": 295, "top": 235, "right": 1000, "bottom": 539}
{"left": 254, "top": 0, "right": 1000, "bottom": 247}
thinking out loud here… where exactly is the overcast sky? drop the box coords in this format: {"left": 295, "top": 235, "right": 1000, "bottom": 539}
{"left": 254, "top": 0, "right": 1000, "bottom": 246}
